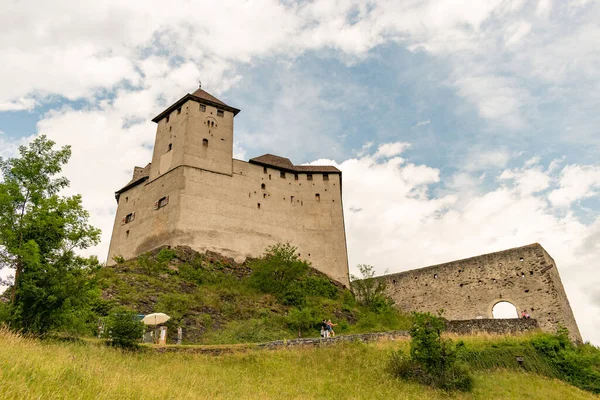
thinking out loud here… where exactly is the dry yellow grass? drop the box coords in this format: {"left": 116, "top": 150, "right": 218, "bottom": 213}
{"left": 0, "top": 329, "right": 597, "bottom": 400}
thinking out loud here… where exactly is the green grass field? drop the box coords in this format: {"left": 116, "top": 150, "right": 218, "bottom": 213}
{"left": 1, "top": 329, "right": 597, "bottom": 400}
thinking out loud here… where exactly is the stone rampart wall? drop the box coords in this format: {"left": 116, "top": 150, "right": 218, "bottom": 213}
{"left": 381, "top": 244, "right": 581, "bottom": 342}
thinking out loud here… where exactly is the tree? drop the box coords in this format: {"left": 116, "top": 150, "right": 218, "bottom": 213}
{"left": 287, "top": 307, "right": 318, "bottom": 338}
{"left": 250, "top": 243, "right": 310, "bottom": 296}
{"left": 0, "top": 135, "right": 101, "bottom": 334}
{"left": 350, "top": 264, "right": 391, "bottom": 312}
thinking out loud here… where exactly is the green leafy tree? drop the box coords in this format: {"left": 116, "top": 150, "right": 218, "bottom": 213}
{"left": 350, "top": 264, "right": 392, "bottom": 312}
{"left": 0, "top": 135, "right": 101, "bottom": 334}
{"left": 106, "top": 311, "right": 145, "bottom": 349}
{"left": 287, "top": 307, "right": 318, "bottom": 338}
{"left": 250, "top": 243, "right": 309, "bottom": 296}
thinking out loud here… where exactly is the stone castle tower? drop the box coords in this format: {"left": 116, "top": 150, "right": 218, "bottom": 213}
{"left": 107, "top": 87, "right": 350, "bottom": 286}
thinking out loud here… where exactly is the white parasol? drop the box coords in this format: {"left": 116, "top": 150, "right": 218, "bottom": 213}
{"left": 142, "top": 313, "right": 170, "bottom": 326}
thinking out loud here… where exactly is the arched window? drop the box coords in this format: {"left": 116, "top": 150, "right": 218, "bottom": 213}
{"left": 261, "top": 183, "right": 266, "bottom": 190}
{"left": 202, "top": 139, "right": 208, "bottom": 147}
{"left": 492, "top": 301, "right": 519, "bottom": 319}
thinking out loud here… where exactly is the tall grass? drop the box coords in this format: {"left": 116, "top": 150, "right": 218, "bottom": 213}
{"left": 1, "top": 328, "right": 597, "bottom": 400}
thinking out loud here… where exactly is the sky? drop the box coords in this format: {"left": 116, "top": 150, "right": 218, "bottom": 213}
{"left": 1, "top": 0, "right": 599, "bottom": 343}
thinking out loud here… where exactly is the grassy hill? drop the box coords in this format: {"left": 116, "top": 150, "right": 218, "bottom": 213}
{"left": 96, "top": 245, "right": 411, "bottom": 344}
{"left": 1, "top": 328, "right": 597, "bottom": 400}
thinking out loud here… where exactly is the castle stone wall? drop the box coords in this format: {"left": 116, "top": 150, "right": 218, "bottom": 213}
{"left": 382, "top": 244, "right": 582, "bottom": 342}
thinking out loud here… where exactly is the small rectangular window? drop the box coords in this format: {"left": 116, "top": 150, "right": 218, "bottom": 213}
{"left": 307, "top": 174, "right": 313, "bottom": 181}
{"left": 257, "top": 203, "right": 261, "bottom": 209}
{"left": 166, "top": 115, "right": 170, "bottom": 123}
{"left": 200, "top": 104, "right": 206, "bottom": 112}
{"left": 123, "top": 212, "right": 135, "bottom": 224}
{"left": 168, "top": 143, "right": 172, "bottom": 152}
{"left": 155, "top": 196, "right": 169, "bottom": 210}
{"left": 280, "top": 171, "right": 286, "bottom": 179}
{"left": 177, "top": 107, "right": 182, "bottom": 115}
{"left": 217, "top": 110, "right": 224, "bottom": 117}
{"left": 202, "top": 138, "right": 208, "bottom": 147}
{"left": 294, "top": 174, "right": 299, "bottom": 181}
{"left": 323, "top": 174, "right": 329, "bottom": 181}
{"left": 315, "top": 193, "right": 320, "bottom": 201}
{"left": 263, "top": 167, "right": 268, "bottom": 174}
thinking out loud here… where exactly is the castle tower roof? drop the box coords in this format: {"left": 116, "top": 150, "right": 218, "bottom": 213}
{"left": 249, "top": 154, "right": 341, "bottom": 173}
{"left": 152, "top": 87, "right": 240, "bottom": 123}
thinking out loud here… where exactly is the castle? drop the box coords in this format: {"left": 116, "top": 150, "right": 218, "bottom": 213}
{"left": 107, "top": 87, "right": 350, "bottom": 286}
{"left": 107, "top": 86, "right": 582, "bottom": 341}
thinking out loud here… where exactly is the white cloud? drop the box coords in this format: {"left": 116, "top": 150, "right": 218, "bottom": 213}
{"left": 416, "top": 120, "right": 431, "bottom": 127}
{"left": 316, "top": 143, "right": 599, "bottom": 345}
{"left": 0, "top": 97, "right": 37, "bottom": 112}
{"left": 462, "top": 148, "right": 512, "bottom": 172}
{"left": 374, "top": 142, "right": 411, "bottom": 159}
{"left": 0, "top": 0, "right": 598, "bottom": 140}
{"left": 548, "top": 165, "right": 600, "bottom": 207}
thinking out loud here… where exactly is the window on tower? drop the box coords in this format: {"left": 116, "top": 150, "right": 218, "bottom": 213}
{"left": 200, "top": 104, "right": 206, "bottom": 112}
{"left": 217, "top": 110, "right": 224, "bottom": 117}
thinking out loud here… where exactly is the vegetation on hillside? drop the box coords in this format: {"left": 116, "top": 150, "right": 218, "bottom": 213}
{"left": 388, "top": 312, "right": 600, "bottom": 394}
{"left": 96, "top": 244, "right": 412, "bottom": 344}
{"left": 1, "top": 327, "right": 598, "bottom": 400}
{"left": 388, "top": 312, "right": 473, "bottom": 392}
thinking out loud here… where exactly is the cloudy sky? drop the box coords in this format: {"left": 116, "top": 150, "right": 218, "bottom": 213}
{"left": 1, "top": 0, "right": 599, "bottom": 343}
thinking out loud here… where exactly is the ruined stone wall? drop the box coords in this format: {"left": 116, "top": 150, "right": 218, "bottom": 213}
{"left": 382, "top": 244, "right": 582, "bottom": 342}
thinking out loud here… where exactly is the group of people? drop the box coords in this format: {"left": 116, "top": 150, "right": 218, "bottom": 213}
{"left": 320, "top": 319, "right": 337, "bottom": 338}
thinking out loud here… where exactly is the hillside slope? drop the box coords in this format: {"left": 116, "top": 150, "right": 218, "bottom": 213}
{"left": 97, "top": 246, "right": 410, "bottom": 344}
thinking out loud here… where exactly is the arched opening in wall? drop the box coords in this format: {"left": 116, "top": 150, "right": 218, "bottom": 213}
{"left": 492, "top": 301, "right": 519, "bottom": 319}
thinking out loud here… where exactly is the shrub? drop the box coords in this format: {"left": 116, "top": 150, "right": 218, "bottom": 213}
{"left": 156, "top": 248, "right": 177, "bottom": 264}
{"left": 106, "top": 311, "right": 144, "bottom": 349}
{"left": 280, "top": 289, "right": 306, "bottom": 308}
{"left": 301, "top": 276, "right": 339, "bottom": 299}
{"left": 387, "top": 312, "right": 473, "bottom": 392}
{"left": 250, "top": 243, "right": 309, "bottom": 297}
{"left": 530, "top": 329, "right": 600, "bottom": 394}
{"left": 350, "top": 264, "right": 393, "bottom": 313}
{"left": 287, "top": 307, "right": 319, "bottom": 337}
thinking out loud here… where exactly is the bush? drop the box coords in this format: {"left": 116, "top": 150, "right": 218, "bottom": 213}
{"left": 350, "top": 264, "right": 393, "bottom": 313}
{"left": 301, "top": 276, "right": 339, "bottom": 299}
{"left": 106, "top": 311, "right": 144, "bottom": 349}
{"left": 156, "top": 248, "right": 177, "bottom": 264}
{"left": 530, "top": 328, "right": 600, "bottom": 394}
{"left": 280, "top": 289, "right": 306, "bottom": 308}
{"left": 250, "top": 243, "right": 309, "bottom": 297}
{"left": 387, "top": 312, "right": 473, "bottom": 392}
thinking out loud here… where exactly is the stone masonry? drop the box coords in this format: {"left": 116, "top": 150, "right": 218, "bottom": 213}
{"left": 381, "top": 243, "right": 582, "bottom": 342}
{"left": 107, "top": 87, "right": 350, "bottom": 286}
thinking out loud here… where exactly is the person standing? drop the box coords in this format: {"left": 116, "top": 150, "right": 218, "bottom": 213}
{"left": 321, "top": 319, "right": 329, "bottom": 338}
{"left": 327, "top": 319, "right": 338, "bottom": 337}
